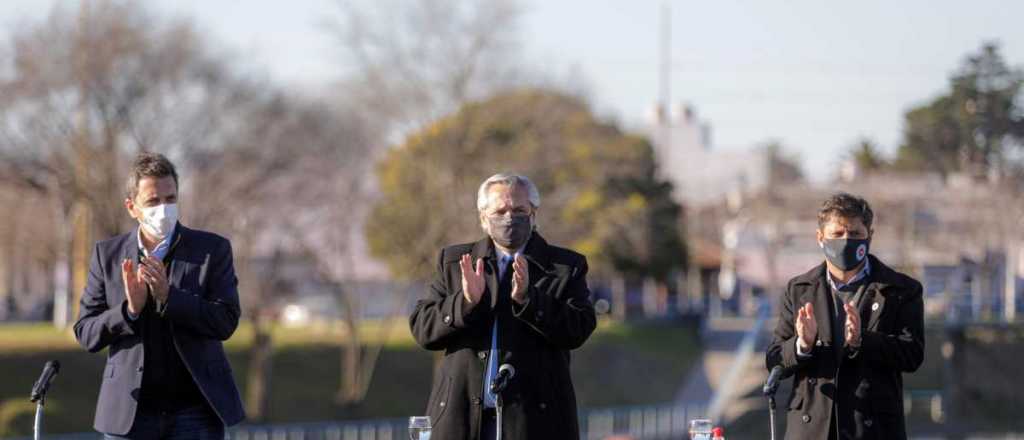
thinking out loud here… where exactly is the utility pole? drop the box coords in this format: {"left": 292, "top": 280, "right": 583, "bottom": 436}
{"left": 658, "top": 1, "right": 672, "bottom": 153}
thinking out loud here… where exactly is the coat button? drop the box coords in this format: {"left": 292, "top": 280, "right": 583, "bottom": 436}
{"left": 478, "top": 352, "right": 487, "bottom": 360}
{"left": 807, "top": 378, "right": 816, "bottom": 385}
{"left": 539, "top": 403, "right": 547, "bottom": 410}
{"left": 472, "top": 397, "right": 482, "bottom": 406}
{"left": 864, "top": 419, "right": 873, "bottom": 428}
{"left": 137, "top": 366, "right": 144, "bottom": 373}
{"left": 444, "top": 315, "right": 452, "bottom": 324}
{"left": 802, "top": 415, "right": 811, "bottom": 423}
{"left": 439, "top": 401, "right": 446, "bottom": 407}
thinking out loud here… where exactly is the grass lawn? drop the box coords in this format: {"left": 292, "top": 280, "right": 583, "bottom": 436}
{"left": 0, "top": 317, "right": 700, "bottom": 437}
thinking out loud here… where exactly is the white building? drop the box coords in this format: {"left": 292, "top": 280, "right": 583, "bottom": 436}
{"left": 646, "top": 103, "right": 771, "bottom": 207}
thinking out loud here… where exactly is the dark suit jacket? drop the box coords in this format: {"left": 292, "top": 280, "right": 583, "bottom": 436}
{"left": 74, "top": 224, "right": 246, "bottom": 435}
{"left": 766, "top": 255, "right": 924, "bottom": 440}
{"left": 409, "top": 233, "right": 597, "bottom": 440}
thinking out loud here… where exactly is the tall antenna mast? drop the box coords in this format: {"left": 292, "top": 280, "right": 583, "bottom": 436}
{"left": 659, "top": 1, "right": 672, "bottom": 156}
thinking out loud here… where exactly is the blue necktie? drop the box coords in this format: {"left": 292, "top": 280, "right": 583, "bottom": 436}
{"left": 483, "top": 254, "right": 512, "bottom": 407}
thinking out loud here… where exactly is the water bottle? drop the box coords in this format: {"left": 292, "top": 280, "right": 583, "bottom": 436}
{"left": 688, "top": 419, "right": 712, "bottom": 440}
{"left": 409, "top": 416, "right": 431, "bottom": 440}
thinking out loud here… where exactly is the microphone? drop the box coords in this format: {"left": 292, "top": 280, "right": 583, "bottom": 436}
{"left": 490, "top": 364, "right": 516, "bottom": 395}
{"left": 763, "top": 366, "right": 784, "bottom": 396}
{"left": 30, "top": 360, "right": 60, "bottom": 403}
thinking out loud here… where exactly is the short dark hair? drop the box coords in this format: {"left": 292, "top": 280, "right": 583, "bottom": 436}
{"left": 817, "top": 192, "right": 873, "bottom": 230}
{"left": 125, "top": 152, "right": 178, "bottom": 199}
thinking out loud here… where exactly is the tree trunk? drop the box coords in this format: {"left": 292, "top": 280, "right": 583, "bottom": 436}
{"left": 336, "top": 295, "right": 395, "bottom": 406}
{"left": 611, "top": 276, "right": 627, "bottom": 321}
{"left": 51, "top": 200, "right": 74, "bottom": 329}
{"left": 0, "top": 206, "right": 16, "bottom": 321}
{"left": 338, "top": 331, "right": 362, "bottom": 405}
{"left": 337, "top": 305, "right": 363, "bottom": 406}
{"left": 245, "top": 314, "right": 273, "bottom": 422}
{"left": 70, "top": 200, "right": 93, "bottom": 328}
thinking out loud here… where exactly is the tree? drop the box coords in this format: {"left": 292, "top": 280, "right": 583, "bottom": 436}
{"left": 185, "top": 90, "right": 378, "bottom": 418}
{"left": 848, "top": 138, "right": 889, "bottom": 172}
{"left": 365, "top": 89, "right": 687, "bottom": 287}
{"left": 0, "top": 1, "right": 246, "bottom": 327}
{"left": 323, "top": 0, "right": 527, "bottom": 406}
{"left": 763, "top": 141, "right": 805, "bottom": 185}
{"left": 0, "top": 1, "right": 382, "bottom": 420}
{"left": 327, "top": 0, "right": 526, "bottom": 134}
{"left": 895, "top": 42, "right": 1024, "bottom": 178}
{"left": 265, "top": 100, "right": 383, "bottom": 408}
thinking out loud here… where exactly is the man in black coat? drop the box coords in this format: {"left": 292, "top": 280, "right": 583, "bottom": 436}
{"left": 767, "top": 192, "right": 924, "bottom": 439}
{"left": 75, "top": 153, "right": 245, "bottom": 439}
{"left": 410, "top": 173, "right": 597, "bottom": 440}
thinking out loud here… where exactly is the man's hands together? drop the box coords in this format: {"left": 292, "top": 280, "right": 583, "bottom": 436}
{"left": 123, "top": 256, "right": 170, "bottom": 317}
{"left": 461, "top": 253, "right": 531, "bottom": 311}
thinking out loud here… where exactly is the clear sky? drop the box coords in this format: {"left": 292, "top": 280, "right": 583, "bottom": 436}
{"left": 3, "top": 0, "right": 1023, "bottom": 181}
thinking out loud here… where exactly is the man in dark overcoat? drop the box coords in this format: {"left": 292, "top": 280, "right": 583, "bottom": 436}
{"left": 767, "top": 192, "right": 924, "bottom": 439}
{"left": 410, "top": 173, "right": 597, "bottom": 440}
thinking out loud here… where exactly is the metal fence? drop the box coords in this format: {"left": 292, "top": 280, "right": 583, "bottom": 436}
{"left": 224, "top": 403, "right": 709, "bottom": 440}
{"left": 9, "top": 394, "right": 1024, "bottom": 440}
{"left": 6, "top": 402, "right": 708, "bottom": 440}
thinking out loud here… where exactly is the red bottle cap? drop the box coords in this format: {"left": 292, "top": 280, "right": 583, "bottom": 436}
{"left": 712, "top": 427, "right": 724, "bottom": 436}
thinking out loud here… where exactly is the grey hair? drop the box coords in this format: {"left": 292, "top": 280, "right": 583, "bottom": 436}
{"left": 476, "top": 173, "right": 541, "bottom": 212}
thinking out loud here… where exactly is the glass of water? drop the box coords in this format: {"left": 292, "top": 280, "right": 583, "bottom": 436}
{"left": 409, "top": 416, "right": 431, "bottom": 440}
{"left": 689, "top": 418, "right": 712, "bottom": 440}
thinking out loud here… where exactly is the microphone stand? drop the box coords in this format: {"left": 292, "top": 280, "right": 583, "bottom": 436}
{"left": 495, "top": 393, "right": 504, "bottom": 440}
{"left": 30, "top": 360, "right": 59, "bottom": 440}
{"left": 491, "top": 368, "right": 514, "bottom": 440}
{"left": 33, "top": 395, "right": 44, "bottom": 440}
{"left": 764, "top": 368, "right": 782, "bottom": 440}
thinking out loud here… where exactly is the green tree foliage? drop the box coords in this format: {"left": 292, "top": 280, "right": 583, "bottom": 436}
{"left": 849, "top": 138, "right": 889, "bottom": 172}
{"left": 763, "top": 141, "right": 805, "bottom": 185}
{"left": 365, "top": 89, "right": 686, "bottom": 282}
{"left": 896, "top": 43, "right": 1024, "bottom": 177}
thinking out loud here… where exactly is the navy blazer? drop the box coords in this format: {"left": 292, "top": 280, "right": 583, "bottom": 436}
{"left": 74, "top": 224, "right": 246, "bottom": 435}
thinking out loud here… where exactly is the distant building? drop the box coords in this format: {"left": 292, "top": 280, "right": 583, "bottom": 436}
{"left": 696, "top": 172, "right": 1024, "bottom": 321}
{"left": 646, "top": 103, "right": 771, "bottom": 207}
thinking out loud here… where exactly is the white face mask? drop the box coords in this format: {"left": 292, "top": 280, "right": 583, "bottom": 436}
{"left": 138, "top": 203, "right": 178, "bottom": 241}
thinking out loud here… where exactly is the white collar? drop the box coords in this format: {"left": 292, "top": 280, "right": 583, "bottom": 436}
{"left": 136, "top": 223, "right": 177, "bottom": 256}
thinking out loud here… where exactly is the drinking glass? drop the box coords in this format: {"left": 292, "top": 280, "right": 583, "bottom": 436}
{"left": 409, "top": 416, "right": 431, "bottom": 440}
{"left": 689, "top": 418, "right": 712, "bottom": 440}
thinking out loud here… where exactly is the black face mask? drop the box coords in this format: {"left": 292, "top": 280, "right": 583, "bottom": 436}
{"left": 821, "top": 238, "right": 870, "bottom": 271}
{"left": 487, "top": 214, "right": 532, "bottom": 250}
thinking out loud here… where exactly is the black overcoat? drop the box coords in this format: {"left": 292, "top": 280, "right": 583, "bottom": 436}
{"left": 767, "top": 255, "right": 925, "bottom": 440}
{"left": 410, "top": 233, "right": 597, "bottom": 440}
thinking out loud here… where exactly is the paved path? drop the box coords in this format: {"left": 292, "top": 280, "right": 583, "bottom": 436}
{"left": 675, "top": 315, "right": 775, "bottom": 423}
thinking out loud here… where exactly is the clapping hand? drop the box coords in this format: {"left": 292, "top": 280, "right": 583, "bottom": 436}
{"left": 122, "top": 259, "right": 147, "bottom": 316}
{"left": 795, "top": 302, "right": 817, "bottom": 352}
{"left": 460, "top": 254, "right": 485, "bottom": 309}
{"left": 510, "top": 254, "right": 529, "bottom": 304}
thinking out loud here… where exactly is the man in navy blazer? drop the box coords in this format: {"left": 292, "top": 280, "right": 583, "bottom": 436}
{"left": 75, "top": 152, "right": 245, "bottom": 439}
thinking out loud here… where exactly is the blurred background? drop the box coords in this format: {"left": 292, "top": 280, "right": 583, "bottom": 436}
{"left": 0, "top": 0, "right": 1022, "bottom": 438}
